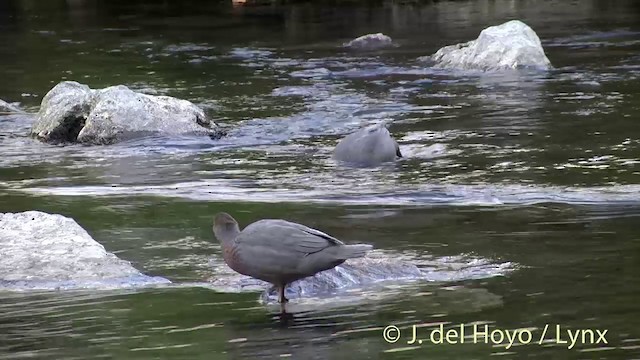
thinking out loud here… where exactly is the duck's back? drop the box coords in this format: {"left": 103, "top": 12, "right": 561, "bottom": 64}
{"left": 231, "top": 219, "right": 342, "bottom": 283}
{"left": 333, "top": 125, "right": 399, "bottom": 165}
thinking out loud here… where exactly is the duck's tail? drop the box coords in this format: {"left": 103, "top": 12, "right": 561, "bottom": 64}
{"left": 338, "top": 244, "right": 374, "bottom": 259}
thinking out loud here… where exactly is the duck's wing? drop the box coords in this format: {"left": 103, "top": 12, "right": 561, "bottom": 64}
{"left": 237, "top": 219, "right": 344, "bottom": 255}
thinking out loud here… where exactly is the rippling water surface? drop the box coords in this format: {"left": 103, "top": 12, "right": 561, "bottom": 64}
{"left": 1, "top": 0, "right": 640, "bottom": 359}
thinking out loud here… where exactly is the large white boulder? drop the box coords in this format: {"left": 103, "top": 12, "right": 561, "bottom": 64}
{"left": 0, "top": 211, "right": 169, "bottom": 290}
{"left": 31, "top": 81, "right": 224, "bottom": 145}
{"left": 422, "top": 20, "right": 551, "bottom": 71}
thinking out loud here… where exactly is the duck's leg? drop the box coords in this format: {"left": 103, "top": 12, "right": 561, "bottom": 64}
{"left": 277, "top": 285, "right": 289, "bottom": 314}
{"left": 278, "top": 284, "right": 289, "bottom": 303}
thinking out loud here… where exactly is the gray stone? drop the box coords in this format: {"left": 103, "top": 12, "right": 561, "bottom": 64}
{"left": 0, "top": 211, "right": 170, "bottom": 290}
{"left": 31, "top": 81, "right": 224, "bottom": 145}
{"left": 0, "top": 99, "right": 24, "bottom": 114}
{"left": 333, "top": 123, "right": 402, "bottom": 166}
{"left": 344, "top": 33, "right": 394, "bottom": 50}
{"left": 420, "top": 20, "right": 552, "bottom": 71}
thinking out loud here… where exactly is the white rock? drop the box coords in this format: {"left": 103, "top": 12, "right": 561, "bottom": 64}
{"left": 0, "top": 211, "right": 169, "bottom": 290}
{"left": 422, "top": 20, "right": 551, "bottom": 71}
{"left": 0, "top": 99, "right": 24, "bottom": 113}
{"left": 344, "top": 33, "right": 394, "bottom": 50}
{"left": 31, "top": 81, "right": 224, "bottom": 145}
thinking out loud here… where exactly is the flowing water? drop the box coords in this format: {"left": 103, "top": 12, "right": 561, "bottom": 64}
{"left": 1, "top": 0, "right": 640, "bottom": 358}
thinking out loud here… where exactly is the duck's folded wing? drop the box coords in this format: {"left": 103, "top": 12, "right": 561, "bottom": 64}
{"left": 237, "top": 219, "right": 343, "bottom": 255}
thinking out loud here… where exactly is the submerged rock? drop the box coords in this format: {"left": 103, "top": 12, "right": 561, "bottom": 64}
{"left": 207, "top": 251, "right": 517, "bottom": 306}
{"left": 344, "top": 33, "right": 394, "bottom": 50}
{"left": 333, "top": 123, "right": 402, "bottom": 166}
{"left": 420, "top": 20, "right": 551, "bottom": 71}
{"left": 0, "top": 99, "right": 23, "bottom": 114}
{"left": 0, "top": 211, "right": 170, "bottom": 290}
{"left": 208, "top": 256, "right": 423, "bottom": 303}
{"left": 262, "top": 256, "right": 422, "bottom": 302}
{"left": 30, "top": 81, "right": 224, "bottom": 145}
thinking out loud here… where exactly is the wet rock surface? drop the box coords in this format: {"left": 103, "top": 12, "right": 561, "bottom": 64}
{"left": 261, "top": 256, "right": 423, "bottom": 302}
{"left": 344, "top": 33, "right": 394, "bottom": 50}
{"left": 421, "top": 20, "right": 552, "bottom": 71}
{"left": 208, "top": 255, "right": 422, "bottom": 302}
{"left": 30, "top": 81, "right": 224, "bottom": 145}
{"left": 0, "top": 211, "right": 170, "bottom": 291}
{"left": 0, "top": 99, "right": 23, "bottom": 114}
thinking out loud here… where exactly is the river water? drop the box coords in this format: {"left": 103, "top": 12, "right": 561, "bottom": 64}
{"left": 1, "top": 0, "right": 639, "bottom": 359}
